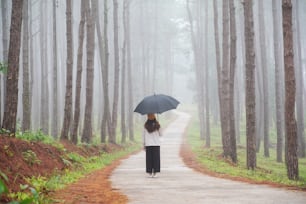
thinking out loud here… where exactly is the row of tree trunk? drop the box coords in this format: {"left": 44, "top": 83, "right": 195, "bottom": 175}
{"left": 0, "top": 0, "right": 136, "bottom": 145}
{"left": 186, "top": 0, "right": 302, "bottom": 180}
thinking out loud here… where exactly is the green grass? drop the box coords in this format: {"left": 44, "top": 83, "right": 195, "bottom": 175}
{"left": 186, "top": 113, "right": 306, "bottom": 189}
{"left": 7, "top": 142, "right": 141, "bottom": 203}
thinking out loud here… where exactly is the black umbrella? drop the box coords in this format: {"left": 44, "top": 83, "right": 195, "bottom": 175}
{"left": 134, "top": 94, "right": 180, "bottom": 115}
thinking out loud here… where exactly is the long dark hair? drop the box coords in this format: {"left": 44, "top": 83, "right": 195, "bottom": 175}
{"left": 145, "top": 119, "right": 160, "bottom": 133}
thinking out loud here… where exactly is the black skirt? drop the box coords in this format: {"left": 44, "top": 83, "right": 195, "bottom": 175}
{"left": 145, "top": 146, "right": 160, "bottom": 173}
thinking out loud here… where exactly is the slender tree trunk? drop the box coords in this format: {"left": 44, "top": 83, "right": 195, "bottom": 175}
{"left": 213, "top": 0, "right": 224, "bottom": 145}
{"left": 126, "top": 0, "right": 134, "bottom": 141}
{"left": 229, "top": 0, "right": 237, "bottom": 163}
{"left": 244, "top": 0, "right": 256, "bottom": 170}
{"left": 61, "top": 0, "right": 73, "bottom": 140}
{"left": 100, "top": 0, "right": 111, "bottom": 143}
{"left": 293, "top": 0, "right": 305, "bottom": 158}
{"left": 121, "top": 0, "right": 127, "bottom": 143}
{"left": 52, "top": 0, "right": 59, "bottom": 138}
{"left": 258, "top": 0, "right": 270, "bottom": 157}
{"left": 40, "top": 1, "right": 49, "bottom": 135}
{"left": 71, "top": 0, "right": 86, "bottom": 144}
{"left": 82, "top": 0, "right": 95, "bottom": 143}
{"left": 22, "top": 0, "right": 31, "bottom": 132}
{"left": 1, "top": 0, "right": 9, "bottom": 126}
{"left": 204, "top": 0, "right": 210, "bottom": 148}
{"left": 110, "top": 0, "right": 120, "bottom": 144}
{"left": 29, "top": 0, "right": 33, "bottom": 131}
{"left": 221, "top": 0, "right": 231, "bottom": 157}
{"left": 282, "top": 0, "right": 298, "bottom": 180}
{"left": 2, "top": 0, "right": 23, "bottom": 134}
{"left": 272, "top": 0, "right": 284, "bottom": 162}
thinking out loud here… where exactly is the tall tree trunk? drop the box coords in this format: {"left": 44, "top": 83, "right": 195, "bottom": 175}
{"left": 29, "top": 0, "right": 33, "bottom": 131}
{"left": 2, "top": 0, "right": 23, "bottom": 134}
{"left": 244, "top": 0, "right": 256, "bottom": 170}
{"left": 199, "top": 0, "right": 206, "bottom": 141}
{"left": 60, "top": 0, "right": 73, "bottom": 141}
{"left": 22, "top": 0, "right": 31, "bottom": 131}
{"left": 221, "top": 0, "right": 231, "bottom": 157}
{"left": 40, "top": 1, "right": 49, "bottom": 135}
{"left": 126, "top": 0, "right": 134, "bottom": 141}
{"left": 204, "top": 0, "right": 210, "bottom": 148}
{"left": 110, "top": 0, "right": 120, "bottom": 144}
{"left": 82, "top": 0, "right": 95, "bottom": 143}
{"left": 213, "top": 0, "right": 224, "bottom": 145}
{"left": 121, "top": 0, "right": 129, "bottom": 143}
{"left": 52, "top": 0, "right": 59, "bottom": 138}
{"left": 293, "top": 0, "right": 305, "bottom": 158}
{"left": 229, "top": 0, "right": 237, "bottom": 163}
{"left": 272, "top": 0, "right": 284, "bottom": 162}
{"left": 100, "top": 0, "right": 111, "bottom": 143}
{"left": 258, "top": 0, "right": 270, "bottom": 157}
{"left": 282, "top": 0, "right": 298, "bottom": 180}
{"left": 1, "top": 0, "right": 9, "bottom": 127}
{"left": 71, "top": 0, "right": 86, "bottom": 144}
{"left": 121, "top": 0, "right": 127, "bottom": 143}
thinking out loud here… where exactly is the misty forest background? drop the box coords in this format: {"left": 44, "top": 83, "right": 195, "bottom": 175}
{"left": 0, "top": 0, "right": 305, "bottom": 181}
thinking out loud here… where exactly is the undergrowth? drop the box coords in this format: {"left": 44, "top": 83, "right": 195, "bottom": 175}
{"left": 186, "top": 113, "right": 306, "bottom": 189}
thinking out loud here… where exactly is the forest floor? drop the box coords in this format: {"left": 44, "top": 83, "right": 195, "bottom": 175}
{"left": 0, "top": 134, "right": 127, "bottom": 203}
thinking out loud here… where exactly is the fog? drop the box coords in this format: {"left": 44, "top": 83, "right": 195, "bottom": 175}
{"left": 0, "top": 0, "right": 305, "bottom": 155}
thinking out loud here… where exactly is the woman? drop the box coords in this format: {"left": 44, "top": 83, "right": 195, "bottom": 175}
{"left": 143, "top": 113, "right": 162, "bottom": 178}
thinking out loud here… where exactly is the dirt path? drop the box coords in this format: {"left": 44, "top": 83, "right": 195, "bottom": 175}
{"left": 51, "top": 158, "right": 128, "bottom": 204}
{"left": 110, "top": 111, "right": 306, "bottom": 204}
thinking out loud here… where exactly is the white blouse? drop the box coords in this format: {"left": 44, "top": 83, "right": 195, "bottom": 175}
{"left": 142, "top": 129, "right": 162, "bottom": 147}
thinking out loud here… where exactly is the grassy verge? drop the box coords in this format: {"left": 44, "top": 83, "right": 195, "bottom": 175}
{"left": 186, "top": 113, "right": 306, "bottom": 190}
{"left": 7, "top": 142, "right": 141, "bottom": 203}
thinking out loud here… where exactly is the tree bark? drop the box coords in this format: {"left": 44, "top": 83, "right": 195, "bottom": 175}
{"left": 213, "top": 0, "right": 224, "bottom": 146}
{"left": 258, "top": 0, "right": 270, "bottom": 157}
{"left": 100, "top": 0, "right": 111, "bottom": 143}
{"left": 221, "top": 0, "right": 231, "bottom": 157}
{"left": 1, "top": 0, "right": 9, "bottom": 127}
{"left": 40, "top": 1, "right": 49, "bottom": 135}
{"left": 60, "top": 0, "right": 73, "bottom": 140}
{"left": 204, "top": 0, "right": 210, "bottom": 148}
{"left": 51, "top": 0, "right": 59, "bottom": 139}
{"left": 82, "top": 0, "right": 96, "bottom": 143}
{"left": 110, "top": 0, "right": 120, "bottom": 144}
{"left": 22, "top": 0, "right": 31, "bottom": 132}
{"left": 126, "top": 0, "right": 134, "bottom": 142}
{"left": 272, "top": 0, "right": 284, "bottom": 162}
{"left": 244, "top": 0, "right": 256, "bottom": 170}
{"left": 121, "top": 0, "right": 127, "bottom": 143}
{"left": 229, "top": 0, "right": 237, "bottom": 163}
{"left": 71, "top": 0, "right": 86, "bottom": 144}
{"left": 293, "top": 0, "right": 305, "bottom": 158}
{"left": 2, "top": 0, "right": 23, "bottom": 134}
{"left": 282, "top": 0, "right": 298, "bottom": 180}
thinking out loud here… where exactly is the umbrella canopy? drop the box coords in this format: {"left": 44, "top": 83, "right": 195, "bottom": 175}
{"left": 134, "top": 94, "right": 180, "bottom": 115}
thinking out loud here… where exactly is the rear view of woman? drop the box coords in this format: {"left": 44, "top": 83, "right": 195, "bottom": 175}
{"left": 143, "top": 113, "right": 162, "bottom": 178}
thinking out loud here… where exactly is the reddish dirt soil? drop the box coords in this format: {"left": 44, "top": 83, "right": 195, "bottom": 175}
{"left": 179, "top": 135, "right": 306, "bottom": 192}
{"left": 0, "top": 134, "right": 129, "bottom": 203}
{"left": 50, "top": 156, "right": 129, "bottom": 204}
